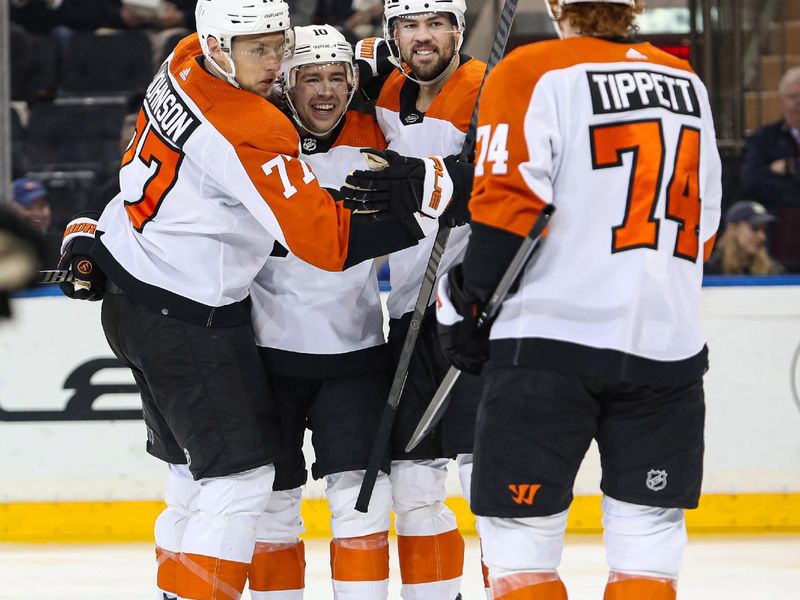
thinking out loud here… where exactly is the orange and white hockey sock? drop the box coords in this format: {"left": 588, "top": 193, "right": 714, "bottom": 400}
{"left": 397, "top": 528, "right": 465, "bottom": 599}
{"left": 603, "top": 572, "right": 677, "bottom": 600}
{"left": 157, "top": 546, "right": 180, "bottom": 598}
{"left": 330, "top": 531, "right": 390, "bottom": 599}
{"left": 490, "top": 572, "right": 568, "bottom": 600}
{"left": 248, "top": 540, "right": 305, "bottom": 599}
{"left": 176, "top": 552, "right": 250, "bottom": 599}
{"left": 482, "top": 560, "right": 493, "bottom": 599}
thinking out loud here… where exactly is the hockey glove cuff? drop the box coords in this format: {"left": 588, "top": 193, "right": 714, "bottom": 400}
{"left": 355, "top": 37, "right": 392, "bottom": 82}
{"left": 57, "top": 213, "right": 106, "bottom": 301}
{"left": 436, "top": 263, "right": 490, "bottom": 375}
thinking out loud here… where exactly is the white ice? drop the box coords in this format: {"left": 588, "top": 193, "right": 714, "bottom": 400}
{"left": 1, "top": 535, "right": 799, "bottom": 599}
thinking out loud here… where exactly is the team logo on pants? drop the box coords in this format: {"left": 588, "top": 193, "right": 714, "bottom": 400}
{"left": 646, "top": 469, "right": 668, "bottom": 491}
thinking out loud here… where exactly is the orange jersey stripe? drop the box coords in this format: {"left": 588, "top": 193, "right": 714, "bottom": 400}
{"left": 168, "top": 35, "right": 353, "bottom": 272}
{"left": 396, "top": 529, "right": 465, "bottom": 584}
{"left": 703, "top": 234, "right": 717, "bottom": 262}
{"left": 249, "top": 541, "right": 305, "bottom": 592}
{"left": 177, "top": 552, "right": 249, "bottom": 600}
{"left": 330, "top": 532, "right": 390, "bottom": 582}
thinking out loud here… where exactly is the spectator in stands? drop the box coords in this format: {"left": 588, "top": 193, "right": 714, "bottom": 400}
{"left": 741, "top": 67, "right": 800, "bottom": 271}
{"left": 742, "top": 67, "right": 800, "bottom": 208}
{"left": 12, "top": 178, "right": 61, "bottom": 268}
{"left": 705, "top": 201, "right": 783, "bottom": 276}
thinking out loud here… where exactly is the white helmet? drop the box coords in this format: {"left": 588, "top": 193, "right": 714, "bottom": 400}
{"left": 383, "top": 0, "right": 467, "bottom": 86}
{"left": 196, "top": 0, "right": 291, "bottom": 88}
{"left": 544, "top": 0, "right": 636, "bottom": 38}
{"left": 281, "top": 25, "right": 359, "bottom": 137}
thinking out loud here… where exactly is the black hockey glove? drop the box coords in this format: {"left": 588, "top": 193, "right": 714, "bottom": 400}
{"left": 343, "top": 149, "right": 464, "bottom": 222}
{"left": 436, "top": 263, "right": 490, "bottom": 375}
{"left": 57, "top": 212, "right": 105, "bottom": 301}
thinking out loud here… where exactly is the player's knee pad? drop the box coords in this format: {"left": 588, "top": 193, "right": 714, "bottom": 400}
{"left": 155, "top": 463, "right": 199, "bottom": 552}
{"left": 457, "top": 453, "right": 473, "bottom": 504}
{"left": 256, "top": 487, "right": 304, "bottom": 543}
{"left": 390, "top": 459, "right": 455, "bottom": 536}
{"left": 326, "top": 470, "right": 392, "bottom": 539}
{"left": 602, "top": 495, "right": 687, "bottom": 578}
{"left": 478, "top": 511, "right": 568, "bottom": 572}
{"left": 181, "top": 465, "right": 275, "bottom": 563}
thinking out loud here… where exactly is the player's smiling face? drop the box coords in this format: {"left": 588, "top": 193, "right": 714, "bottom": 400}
{"left": 228, "top": 32, "right": 286, "bottom": 100}
{"left": 394, "top": 13, "right": 459, "bottom": 82}
{"left": 291, "top": 63, "right": 349, "bottom": 136}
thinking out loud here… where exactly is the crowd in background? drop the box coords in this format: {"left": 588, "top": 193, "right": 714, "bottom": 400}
{"left": 6, "top": 0, "right": 800, "bottom": 276}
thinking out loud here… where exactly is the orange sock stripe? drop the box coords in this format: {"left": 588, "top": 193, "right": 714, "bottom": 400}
{"left": 604, "top": 576, "right": 676, "bottom": 600}
{"left": 249, "top": 541, "right": 306, "bottom": 592}
{"left": 156, "top": 546, "right": 179, "bottom": 594}
{"left": 176, "top": 552, "right": 249, "bottom": 600}
{"left": 482, "top": 561, "right": 491, "bottom": 589}
{"left": 492, "top": 573, "right": 568, "bottom": 600}
{"left": 330, "top": 532, "right": 389, "bottom": 582}
{"left": 397, "top": 528, "right": 465, "bottom": 584}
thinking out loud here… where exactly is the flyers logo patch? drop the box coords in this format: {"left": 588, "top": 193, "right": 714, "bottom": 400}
{"left": 76, "top": 260, "right": 93, "bottom": 276}
{"left": 508, "top": 484, "right": 541, "bottom": 505}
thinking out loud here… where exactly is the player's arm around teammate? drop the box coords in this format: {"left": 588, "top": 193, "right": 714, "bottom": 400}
{"left": 54, "top": 2, "right": 463, "bottom": 599}
{"left": 437, "top": 1, "right": 722, "bottom": 599}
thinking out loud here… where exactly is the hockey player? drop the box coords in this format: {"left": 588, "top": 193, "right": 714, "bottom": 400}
{"left": 245, "top": 24, "right": 395, "bottom": 600}
{"left": 347, "top": 1, "right": 487, "bottom": 597}
{"left": 54, "top": 0, "right": 460, "bottom": 597}
{"left": 436, "top": 1, "right": 722, "bottom": 598}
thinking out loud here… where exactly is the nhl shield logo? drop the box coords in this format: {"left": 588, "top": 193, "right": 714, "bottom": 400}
{"left": 302, "top": 137, "right": 317, "bottom": 152}
{"left": 646, "top": 469, "right": 668, "bottom": 491}
{"left": 184, "top": 448, "right": 192, "bottom": 467}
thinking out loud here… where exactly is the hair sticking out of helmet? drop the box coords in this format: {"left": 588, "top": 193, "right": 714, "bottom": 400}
{"left": 383, "top": 0, "right": 466, "bottom": 86}
{"left": 195, "top": 0, "right": 291, "bottom": 88}
{"left": 281, "top": 25, "right": 359, "bottom": 138}
{"left": 544, "top": 0, "right": 640, "bottom": 39}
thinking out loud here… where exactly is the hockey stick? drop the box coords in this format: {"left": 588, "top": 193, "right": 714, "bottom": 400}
{"left": 405, "top": 204, "right": 555, "bottom": 453}
{"left": 354, "top": 0, "right": 520, "bottom": 513}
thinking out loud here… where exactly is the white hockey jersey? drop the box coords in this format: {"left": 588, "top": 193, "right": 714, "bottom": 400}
{"left": 95, "top": 35, "right": 360, "bottom": 314}
{"left": 250, "top": 112, "right": 387, "bottom": 357}
{"left": 375, "top": 57, "right": 486, "bottom": 319}
{"left": 466, "top": 37, "right": 722, "bottom": 383}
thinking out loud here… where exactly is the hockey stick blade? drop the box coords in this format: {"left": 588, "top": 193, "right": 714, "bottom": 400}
{"left": 354, "top": 0, "right": 520, "bottom": 513}
{"left": 404, "top": 204, "right": 556, "bottom": 453}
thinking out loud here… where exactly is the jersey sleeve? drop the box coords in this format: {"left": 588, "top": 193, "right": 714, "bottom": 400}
{"left": 222, "top": 135, "right": 354, "bottom": 272}
{"left": 468, "top": 53, "right": 553, "bottom": 238}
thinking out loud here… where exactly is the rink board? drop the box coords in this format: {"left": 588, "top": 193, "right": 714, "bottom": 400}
{"left": 1, "top": 282, "right": 799, "bottom": 541}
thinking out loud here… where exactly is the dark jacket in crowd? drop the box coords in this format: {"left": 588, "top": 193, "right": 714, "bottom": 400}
{"left": 741, "top": 120, "right": 800, "bottom": 210}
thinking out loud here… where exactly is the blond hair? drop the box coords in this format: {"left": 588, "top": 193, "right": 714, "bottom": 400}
{"left": 715, "top": 230, "right": 781, "bottom": 275}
